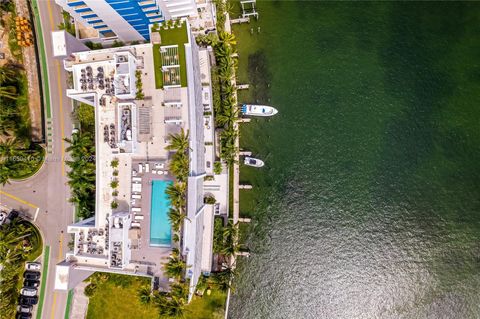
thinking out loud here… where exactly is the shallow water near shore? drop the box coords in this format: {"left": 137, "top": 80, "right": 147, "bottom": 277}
{"left": 230, "top": 2, "right": 480, "bottom": 318}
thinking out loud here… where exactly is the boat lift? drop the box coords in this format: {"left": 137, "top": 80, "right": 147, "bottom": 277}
{"left": 240, "top": 0, "right": 258, "bottom": 19}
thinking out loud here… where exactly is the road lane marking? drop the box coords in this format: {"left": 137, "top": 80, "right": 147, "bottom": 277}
{"left": 0, "top": 190, "right": 38, "bottom": 209}
{"left": 46, "top": 0, "right": 67, "bottom": 175}
{"left": 50, "top": 293, "right": 57, "bottom": 319}
{"left": 58, "top": 232, "right": 64, "bottom": 262}
{"left": 34, "top": 207, "right": 40, "bottom": 221}
{"left": 50, "top": 232, "right": 64, "bottom": 319}
{"left": 56, "top": 61, "right": 66, "bottom": 176}
{"left": 46, "top": 0, "right": 55, "bottom": 30}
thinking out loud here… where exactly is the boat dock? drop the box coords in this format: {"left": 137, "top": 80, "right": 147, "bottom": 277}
{"left": 238, "top": 217, "right": 251, "bottom": 223}
{"left": 236, "top": 251, "right": 251, "bottom": 257}
{"left": 237, "top": 84, "right": 249, "bottom": 90}
{"left": 239, "top": 151, "right": 252, "bottom": 156}
{"left": 237, "top": 118, "right": 251, "bottom": 123}
{"left": 239, "top": 184, "right": 252, "bottom": 189}
{"left": 231, "top": 17, "right": 250, "bottom": 24}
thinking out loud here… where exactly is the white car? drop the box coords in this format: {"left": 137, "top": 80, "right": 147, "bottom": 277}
{"left": 25, "top": 262, "right": 41, "bottom": 271}
{"left": 20, "top": 288, "right": 37, "bottom": 297}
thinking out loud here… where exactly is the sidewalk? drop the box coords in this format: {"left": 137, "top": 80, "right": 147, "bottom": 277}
{"left": 70, "top": 282, "right": 89, "bottom": 319}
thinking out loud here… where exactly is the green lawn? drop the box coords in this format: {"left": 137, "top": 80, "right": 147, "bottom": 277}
{"left": 36, "top": 245, "right": 50, "bottom": 319}
{"left": 26, "top": 222, "right": 43, "bottom": 261}
{"left": 186, "top": 290, "right": 226, "bottom": 319}
{"left": 86, "top": 273, "right": 226, "bottom": 319}
{"left": 152, "top": 44, "right": 163, "bottom": 89}
{"left": 64, "top": 289, "right": 74, "bottom": 319}
{"left": 86, "top": 275, "right": 158, "bottom": 319}
{"left": 151, "top": 21, "right": 188, "bottom": 88}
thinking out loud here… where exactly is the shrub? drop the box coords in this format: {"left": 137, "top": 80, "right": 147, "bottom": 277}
{"left": 110, "top": 159, "right": 119, "bottom": 168}
{"left": 204, "top": 195, "right": 216, "bottom": 205}
{"left": 112, "top": 170, "right": 118, "bottom": 176}
{"left": 112, "top": 40, "right": 125, "bottom": 48}
{"left": 110, "top": 180, "right": 118, "bottom": 188}
{"left": 84, "top": 41, "right": 103, "bottom": 50}
{"left": 84, "top": 283, "right": 97, "bottom": 297}
{"left": 73, "top": 103, "right": 94, "bottom": 130}
{"left": 213, "top": 161, "right": 222, "bottom": 175}
{"left": 111, "top": 201, "right": 118, "bottom": 209}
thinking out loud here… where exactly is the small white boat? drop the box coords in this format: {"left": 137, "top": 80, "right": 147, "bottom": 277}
{"left": 244, "top": 157, "right": 264, "bottom": 168}
{"left": 241, "top": 104, "right": 278, "bottom": 117}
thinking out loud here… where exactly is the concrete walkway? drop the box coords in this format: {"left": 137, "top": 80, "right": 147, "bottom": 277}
{"left": 70, "top": 282, "right": 89, "bottom": 319}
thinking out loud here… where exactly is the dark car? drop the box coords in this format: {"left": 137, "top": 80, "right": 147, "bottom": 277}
{"left": 23, "top": 271, "right": 40, "bottom": 281}
{"left": 17, "top": 305, "right": 32, "bottom": 314}
{"left": 23, "top": 280, "right": 40, "bottom": 289}
{"left": 16, "top": 313, "right": 32, "bottom": 319}
{"left": 19, "top": 296, "right": 38, "bottom": 306}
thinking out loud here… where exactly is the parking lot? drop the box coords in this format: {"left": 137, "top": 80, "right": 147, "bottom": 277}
{"left": 17, "top": 262, "right": 42, "bottom": 319}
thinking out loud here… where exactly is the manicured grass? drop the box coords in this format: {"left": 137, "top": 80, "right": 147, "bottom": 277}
{"left": 186, "top": 290, "right": 227, "bottom": 319}
{"left": 152, "top": 44, "right": 163, "bottom": 89}
{"left": 9, "top": 145, "right": 46, "bottom": 180}
{"left": 86, "top": 275, "right": 158, "bottom": 319}
{"left": 36, "top": 245, "right": 50, "bottom": 319}
{"left": 26, "top": 222, "right": 43, "bottom": 261}
{"left": 86, "top": 273, "right": 226, "bottom": 319}
{"left": 151, "top": 21, "right": 189, "bottom": 88}
{"left": 64, "top": 289, "right": 74, "bottom": 319}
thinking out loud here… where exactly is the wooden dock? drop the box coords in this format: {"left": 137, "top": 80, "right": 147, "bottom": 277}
{"left": 238, "top": 217, "right": 251, "bottom": 223}
{"left": 231, "top": 17, "right": 250, "bottom": 24}
{"left": 236, "top": 251, "right": 251, "bottom": 257}
{"left": 239, "top": 184, "right": 252, "bottom": 190}
{"left": 239, "top": 151, "right": 252, "bottom": 156}
{"left": 237, "top": 118, "right": 251, "bottom": 123}
{"left": 236, "top": 84, "right": 249, "bottom": 90}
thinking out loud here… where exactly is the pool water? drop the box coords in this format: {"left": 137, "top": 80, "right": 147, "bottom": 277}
{"left": 150, "top": 180, "right": 172, "bottom": 247}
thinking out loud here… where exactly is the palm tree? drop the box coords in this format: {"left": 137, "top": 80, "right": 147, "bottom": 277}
{"left": 168, "top": 207, "right": 186, "bottom": 232}
{"left": 211, "top": 267, "right": 236, "bottom": 292}
{"left": 164, "top": 249, "right": 186, "bottom": 280}
{"left": 164, "top": 295, "right": 186, "bottom": 318}
{"left": 0, "top": 137, "right": 23, "bottom": 159}
{"left": 0, "top": 86, "right": 17, "bottom": 100}
{"left": 169, "top": 153, "right": 189, "bottom": 182}
{"left": 170, "top": 282, "right": 188, "bottom": 300}
{"left": 166, "top": 182, "right": 186, "bottom": 207}
{"left": 166, "top": 128, "right": 189, "bottom": 153}
{"left": 218, "top": 31, "right": 236, "bottom": 46}
{"left": 138, "top": 287, "right": 153, "bottom": 305}
{"left": 216, "top": 107, "right": 238, "bottom": 128}
{"left": 0, "top": 65, "right": 18, "bottom": 83}
{"left": 0, "top": 165, "right": 11, "bottom": 185}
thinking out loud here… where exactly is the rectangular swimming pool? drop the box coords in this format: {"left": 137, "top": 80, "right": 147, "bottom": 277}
{"left": 150, "top": 180, "right": 172, "bottom": 247}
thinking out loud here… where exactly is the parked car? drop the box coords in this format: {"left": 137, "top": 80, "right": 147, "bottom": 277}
{"left": 16, "top": 313, "right": 32, "bottom": 319}
{"left": 19, "top": 296, "right": 38, "bottom": 306}
{"left": 25, "top": 262, "right": 41, "bottom": 271}
{"left": 23, "top": 271, "right": 40, "bottom": 281}
{"left": 23, "top": 280, "right": 40, "bottom": 289}
{"left": 20, "top": 288, "right": 37, "bottom": 297}
{"left": 17, "top": 305, "right": 32, "bottom": 314}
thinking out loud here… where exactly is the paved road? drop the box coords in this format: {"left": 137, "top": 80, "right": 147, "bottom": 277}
{"left": 0, "top": 1, "right": 74, "bottom": 318}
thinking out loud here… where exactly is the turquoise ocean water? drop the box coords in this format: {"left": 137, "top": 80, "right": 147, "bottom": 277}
{"left": 230, "top": 2, "right": 480, "bottom": 318}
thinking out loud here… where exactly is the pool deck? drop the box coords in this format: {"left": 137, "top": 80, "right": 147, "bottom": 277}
{"left": 130, "top": 162, "right": 172, "bottom": 277}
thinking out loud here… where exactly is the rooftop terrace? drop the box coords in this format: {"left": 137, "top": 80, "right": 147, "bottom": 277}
{"left": 151, "top": 20, "right": 189, "bottom": 88}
